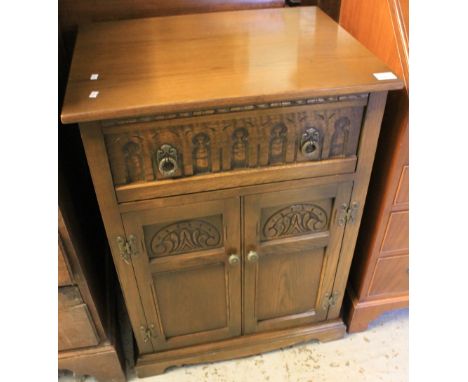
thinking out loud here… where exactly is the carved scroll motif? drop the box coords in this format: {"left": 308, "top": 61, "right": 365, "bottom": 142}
{"left": 150, "top": 219, "right": 222, "bottom": 257}
{"left": 263, "top": 204, "right": 328, "bottom": 240}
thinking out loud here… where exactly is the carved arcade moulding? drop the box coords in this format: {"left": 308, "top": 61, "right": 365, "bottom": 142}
{"left": 104, "top": 100, "right": 365, "bottom": 186}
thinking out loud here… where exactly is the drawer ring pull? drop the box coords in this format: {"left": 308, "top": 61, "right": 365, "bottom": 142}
{"left": 300, "top": 127, "right": 321, "bottom": 159}
{"left": 156, "top": 144, "right": 179, "bottom": 177}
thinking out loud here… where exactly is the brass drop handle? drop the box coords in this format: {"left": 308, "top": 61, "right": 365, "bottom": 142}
{"left": 156, "top": 144, "right": 179, "bottom": 177}
{"left": 247, "top": 250, "right": 259, "bottom": 263}
{"left": 228, "top": 254, "right": 240, "bottom": 266}
{"left": 301, "top": 140, "right": 317, "bottom": 156}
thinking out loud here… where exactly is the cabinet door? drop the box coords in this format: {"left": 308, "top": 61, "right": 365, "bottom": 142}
{"left": 121, "top": 197, "right": 241, "bottom": 351}
{"left": 243, "top": 181, "right": 352, "bottom": 334}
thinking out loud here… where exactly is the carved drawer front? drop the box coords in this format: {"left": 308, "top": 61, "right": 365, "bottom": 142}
{"left": 58, "top": 286, "right": 99, "bottom": 351}
{"left": 368, "top": 255, "right": 409, "bottom": 297}
{"left": 121, "top": 197, "right": 241, "bottom": 351}
{"left": 102, "top": 95, "right": 367, "bottom": 190}
{"left": 243, "top": 180, "right": 353, "bottom": 334}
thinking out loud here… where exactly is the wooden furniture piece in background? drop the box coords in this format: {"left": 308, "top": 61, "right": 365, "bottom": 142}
{"left": 339, "top": 0, "right": 409, "bottom": 333}
{"left": 61, "top": 7, "right": 402, "bottom": 377}
{"left": 288, "top": 0, "right": 341, "bottom": 22}
{"left": 59, "top": 133, "right": 126, "bottom": 380}
{"left": 58, "top": 201, "right": 126, "bottom": 381}
{"left": 59, "top": 0, "right": 284, "bottom": 61}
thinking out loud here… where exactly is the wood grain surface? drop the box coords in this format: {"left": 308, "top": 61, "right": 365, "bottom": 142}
{"left": 340, "top": 0, "right": 409, "bottom": 332}
{"left": 62, "top": 7, "right": 402, "bottom": 123}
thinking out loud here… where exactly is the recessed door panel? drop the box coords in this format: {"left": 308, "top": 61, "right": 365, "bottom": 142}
{"left": 153, "top": 262, "right": 228, "bottom": 337}
{"left": 256, "top": 247, "right": 325, "bottom": 321}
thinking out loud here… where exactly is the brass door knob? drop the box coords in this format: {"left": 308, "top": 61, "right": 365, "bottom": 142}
{"left": 228, "top": 254, "right": 240, "bottom": 265}
{"left": 247, "top": 250, "right": 259, "bottom": 263}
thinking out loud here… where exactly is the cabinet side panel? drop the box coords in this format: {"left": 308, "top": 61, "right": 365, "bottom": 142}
{"left": 327, "top": 91, "right": 388, "bottom": 319}
{"left": 79, "top": 122, "right": 154, "bottom": 353}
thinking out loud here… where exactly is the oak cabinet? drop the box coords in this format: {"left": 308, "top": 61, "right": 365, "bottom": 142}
{"left": 61, "top": 7, "right": 403, "bottom": 377}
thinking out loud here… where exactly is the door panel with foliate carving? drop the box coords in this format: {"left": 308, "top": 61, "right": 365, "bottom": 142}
{"left": 243, "top": 181, "right": 353, "bottom": 334}
{"left": 121, "top": 196, "right": 241, "bottom": 351}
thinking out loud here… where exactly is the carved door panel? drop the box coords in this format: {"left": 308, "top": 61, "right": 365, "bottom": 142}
{"left": 121, "top": 197, "right": 241, "bottom": 351}
{"left": 243, "top": 181, "right": 353, "bottom": 334}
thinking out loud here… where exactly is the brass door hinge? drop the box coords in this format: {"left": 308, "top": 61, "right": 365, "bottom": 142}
{"left": 116, "top": 235, "right": 139, "bottom": 264}
{"left": 336, "top": 202, "right": 359, "bottom": 226}
{"left": 322, "top": 291, "right": 339, "bottom": 310}
{"left": 140, "top": 324, "right": 155, "bottom": 343}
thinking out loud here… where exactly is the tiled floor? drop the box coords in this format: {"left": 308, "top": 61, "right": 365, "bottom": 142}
{"left": 128, "top": 309, "right": 408, "bottom": 382}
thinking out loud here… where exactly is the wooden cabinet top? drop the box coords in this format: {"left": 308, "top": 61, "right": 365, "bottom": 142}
{"left": 61, "top": 7, "right": 403, "bottom": 124}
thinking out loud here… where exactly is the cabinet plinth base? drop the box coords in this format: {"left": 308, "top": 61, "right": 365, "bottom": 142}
{"left": 136, "top": 319, "right": 346, "bottom": 377}
{"left": 344, "top": 287, "right": 409, "bottom": 333}
{"left": 58, "top": 342, "right": 126, "bottom": 382}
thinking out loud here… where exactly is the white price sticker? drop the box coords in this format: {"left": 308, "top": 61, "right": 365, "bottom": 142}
{"left": 89, "top": 91, "right": 99, "bottom": 98}
{"left": 373, "top": 72, "right": 397, "bottom": 80}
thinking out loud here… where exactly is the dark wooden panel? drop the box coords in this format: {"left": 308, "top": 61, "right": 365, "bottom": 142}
{"left": 58, "top": 192, "right": 107, "bottom": 341}
{"left": 290, "top": 1, "right": 341, "bottom": 22}
{"left": 58, "top": 239, "right": 73, "bottom": 286}
{"left": 58, "top": 287, "right": 100, "bottom": 351}
{"left": 59, "top": 0, "right": 285, "bottom": 54}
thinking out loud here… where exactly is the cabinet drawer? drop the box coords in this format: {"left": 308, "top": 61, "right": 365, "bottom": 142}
{"left": 393, "top": 165, "right": 409, "bottom": 207}
{"left": 58, "top": 286, "right": 99, "bottom": 351}
{"left": 381, "top": 211, "right": 409, "bottom": 256}
{"left": 368, "top": 255, "right": 409, "bottom": 297}
{"left": 102, "top": 95, "right": 367, "bottom": 201}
